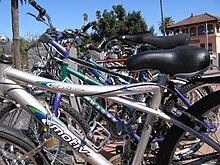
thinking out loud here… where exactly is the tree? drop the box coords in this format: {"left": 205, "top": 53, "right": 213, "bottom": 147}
{"left": 159, "top": 16, "right": 174, "bottom": 36}
{"left": 96, "top": 10, "right": 101, "bottom": 20}
{"left": 11, "top": 0, "right": 27, "bottom": 69}
{"left": 11, "top": 0, "right": 20, "bottom": 69}
{"left": 83, "top": 13, "right": 88, "bottom": 25}
{"left": 160, "top": 0, "right": 165, "bottom": 36}
{"left": 0, "top": 0, "right": 28, "bottom": 69}
{"left": 91, "top": 5, "right": 155, "bottom": 43}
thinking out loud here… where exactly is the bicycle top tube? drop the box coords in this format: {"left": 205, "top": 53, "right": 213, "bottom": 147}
{"left": 4, "top": 66, "right": 160, "bottom": 97}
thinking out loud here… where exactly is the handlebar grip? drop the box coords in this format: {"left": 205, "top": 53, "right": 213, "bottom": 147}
{"left": 87, "top": 44, "right": 102, "bottom": 53}
{"left": 29, "top": 0, "right": 46, "bottom": 16}
{"left": 82, "top": 22, "right": 92, "bottom": 32}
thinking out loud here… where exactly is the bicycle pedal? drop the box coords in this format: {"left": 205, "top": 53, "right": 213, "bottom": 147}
{"left": 87, "top": 122, "right": 111, "bottom": 152}
{"left": 44, "top": 137, "right": 57, "bottom": 148}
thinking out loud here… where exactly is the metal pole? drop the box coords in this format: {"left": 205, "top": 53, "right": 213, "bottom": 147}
{"left": 205, "top": 22, "right": 209, "bottom": 50}
{"left": 160, "top": 0, "right": 166, "bottom": 36}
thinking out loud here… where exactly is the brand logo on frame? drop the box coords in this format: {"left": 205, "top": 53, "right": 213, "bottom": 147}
{"left": 27, "top": 105, "right": 91, "bottom": 157}
{"left": 49, "top": 124, "right": 91, "bottom": 156}
{"left": 36, "top": 81, "right": 84, "bottom": 91}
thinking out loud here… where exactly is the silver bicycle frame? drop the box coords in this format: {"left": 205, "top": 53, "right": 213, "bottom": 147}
{"left": 1, "top": 64, "right": 220, "bottom": 164}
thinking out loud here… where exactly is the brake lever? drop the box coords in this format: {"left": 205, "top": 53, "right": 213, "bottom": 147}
{"left": 27, "top": 12, "right": 49, "bottom": 27}
{"left": 27, "top": 12, "right": 37, "bottom": 19}
{"left": 36, "top": 15, "right": 46, "bottom": 22}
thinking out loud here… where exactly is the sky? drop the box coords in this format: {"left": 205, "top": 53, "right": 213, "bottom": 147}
{"left": 0, "top": 0, "right": 220, "bottom": 39}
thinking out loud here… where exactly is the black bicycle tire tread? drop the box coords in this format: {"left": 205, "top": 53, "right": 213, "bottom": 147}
{"left": 0, "top": 98, "right": 91, "bottom": 164}
{"left": 163, "top": 81, "right": 213, "bottom": 112}
{"left": 0, "top": 124, "right": 49, "bottom": 164}
{"left": 59, "top": 101, "right": 90, "bottom": 133}
{"left": 157, "top": 90, "right": 220, "bottom": 165}
{"left": 180, "top": 81, "right": 213, "bottom": 95}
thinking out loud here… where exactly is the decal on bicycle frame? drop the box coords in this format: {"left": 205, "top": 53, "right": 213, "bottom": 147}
{"left": 27, "top": 104, "right": 91, "bottom": 157}
{"left": 49, "top": 123, "right": 91, "bottom": 157}
{"left": 36, "top": 81, "right": 84, "bottom": 92}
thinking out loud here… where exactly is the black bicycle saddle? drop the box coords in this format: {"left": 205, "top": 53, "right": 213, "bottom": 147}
{"left": 118, "top": 33, "right": 190, "bottom": 49}
{"left": 126, "top": 45, "right": 210, "bottom": 77}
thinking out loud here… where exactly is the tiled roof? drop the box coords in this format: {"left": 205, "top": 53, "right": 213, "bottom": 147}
{"left": 168, "top": 13, "right": 220, "bottom": 28}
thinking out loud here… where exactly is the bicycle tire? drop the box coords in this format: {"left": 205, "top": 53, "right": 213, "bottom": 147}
{"left": 163, "top": 81, "right": 213, "bottom": 114}
{"left": 180, "top": 81, "right": 212, "bottom": 101}
{"left": 0, "top": 124, "right": 50, "bottom": 164}
{"left": 0, "top": 98, "right": 90, "bottom": 165}
{"left": 157, "top": 90, "right": 220, "bottom": 165}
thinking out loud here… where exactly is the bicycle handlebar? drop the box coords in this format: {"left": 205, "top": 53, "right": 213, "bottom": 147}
{"left": 29, "top": 0, "right": 54, "bottom": 30}
{"left": 27, "top": 1, "right": 95, "bottom": 51}
{"left": 84, "top": 44, "right": 102, "bottom": 53}
{"left": 29, "top": 0, "right": 46, "bottom": 16}
{"left": 82, "top": 22, "right": 92, "bottom": 32}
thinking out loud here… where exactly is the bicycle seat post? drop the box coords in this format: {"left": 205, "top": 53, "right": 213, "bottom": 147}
{"left": 132, "top": 75, "right": 168, "bottom": 165}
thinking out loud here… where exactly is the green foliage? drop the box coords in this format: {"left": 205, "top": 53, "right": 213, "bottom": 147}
{"left": 18, "top": 33, "right": 40, "bottom": 69}
{"left": 9, "top": 37, "right": 29, "bottom": 69}
{"left": 20, "top": 37, "right": 29, "bottom": 68}
{"left": 159, "top": 16, "right": 175, "bottom": 36}
{"left": 19, "top": 0, "right": 28, "bottom": 5}
{"left": 90, "top": 5, "right": 155, "bottom": 43}
{"left": 83, "top": 13, "right": 88, "bottom": 22}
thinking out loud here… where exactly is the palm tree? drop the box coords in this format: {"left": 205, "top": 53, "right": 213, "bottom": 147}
{"left": 11, "top": 0, "right": 27, "bottom": 69}
{"left": 83, "top": 13, "right": 88, "bottom": 25}
{"left": 159, "top": 16, "right": 175, "bottom": 36}
{"left": 96, "top": 10, "right": 101, "bottom": 20}
{"left": 160, "top": 0, "right": 165, "bottom": 36}
{"left": 0, "top": 0, "right": 27, "bottom": 69}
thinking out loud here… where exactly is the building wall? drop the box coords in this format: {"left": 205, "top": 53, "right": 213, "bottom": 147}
{"left": 216, "top": 34, "right": 220, "bottom": 55}
{"left": 171, "top": 22, "right": 220, "bottom": 55}
{"left": 190, "top": 34, "right": 217, "bottom": 53}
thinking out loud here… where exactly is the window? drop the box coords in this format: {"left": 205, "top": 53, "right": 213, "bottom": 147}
{"left": 200, "top": 43, "right": 212, "bottom": 51}
{"left": 216, "top": 23, "right": 220, "bottom": 33}
{"left": 208, "top": 24, "right": 214, "bottom": 34}
{"left": 174, "top": 29, "right": 180, "bottom": 35}
{"left": 190, "top": 27, "right": 196, "bottom": 36}
{"left": 198, "top": 25, "right": 205, "bottom": 35}
{"left": 181, "top": 27, "right": 188, "bottom": 34}
{"left": 200, "top": 43, "right": 205, "bottom": 48}
{"left": 208, "top": 43, "right": 212, "bottom": 51}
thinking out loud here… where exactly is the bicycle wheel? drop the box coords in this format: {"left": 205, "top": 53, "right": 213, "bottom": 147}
{"left": 157, "top": 90, "right": 220, "bottom": 165}
{"left": 163, "top": 81, "right": 213, "bottom": 116}
{"left": 0, "top": 99, "right": 90, "bottom": 165}
{"left": 0, "top": 124, "right": 49, "bottom": 164}
{"left": 180, "top": 81, "right": 212, "bottom": 103}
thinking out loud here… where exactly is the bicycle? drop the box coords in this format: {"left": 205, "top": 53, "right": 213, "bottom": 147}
{"left": 0, "top": 2, "right": 219, "bottom": 165}
{"left": 2, "top": 2, "right": 216, "bottom": 162}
